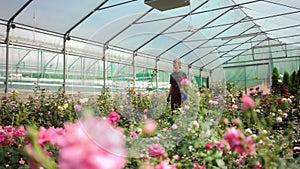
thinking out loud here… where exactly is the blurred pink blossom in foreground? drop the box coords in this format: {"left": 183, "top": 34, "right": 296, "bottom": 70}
{"left": 181, "top": 78, "right": 190, "bottom": 86}
{"left": 143, "top": 119, "right": 158, "bottom": 136}
{"left": 56, "top": 118, "right": 126, "bottom": 169}
{"left": 223, "top": 127, "right": 256, "bottom": 155}
{"left": 240, "top": 95, "right": 255, "bottom": 111}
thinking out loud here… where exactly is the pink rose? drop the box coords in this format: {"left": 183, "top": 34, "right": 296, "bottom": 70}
{"left": 148, "top": 144, "right": 165, "bottom": 158}
{"left": 57, "top": 118, "right": 127, "bottom": 169}
{"left": 253, "top": 161, "right": 262, "bottom": 169}
{"left": 74, "top": 104, "right": 81, "bottom": 111}
{"left": 243, "top": 136, "right": 256, "bottom": 155}
{"left": 181, "top": 78, "right": 190, "bottom": 86}
{"left": 240, "top": 95, "right": 255, "bottom": 111}
{"left": 13, "top": 126, "right": 25, "bottom": 137}
{"left": 108, "top": 111, "right": 120, "bottom": 125}
{"left": 205, "top": 142, "right": 213, "bottom": 150}
{"left": 232, "top": 118, "right": 240, "bottom": 125}
{"left": 223, "top": 127, "right": 244, "bottom": 148}
{"left": 143, "top": 119, "right": 157, "bottom": 136}
{"left": 155, "top": 160, "right": 176, "bottom": 169}
{"left": 19, "top": 158, "right": 25, "bottom": 165}
{"left": 192, "top": 164, "right": 206, "bottom": 169}
{"left": 294, "top": 146, "right": 300, "bottom": 151}
{"left": 222, "top": 118, "right": 229, "bottom": 125}
{"left": 130, "top": 131, "right": 138, "bottom": 138}
{"left": 216, "top": 140, "right": 224, "bottom": 150}
{"left": 173, "top": 155, "right": 180, "bottom": 160}
{"left": 37, "top": 126, "right": 65, "bottom": 146}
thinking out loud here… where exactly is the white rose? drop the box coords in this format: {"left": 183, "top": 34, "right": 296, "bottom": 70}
{"left": 276, "top": 117, "right": 282, "bottom": 123}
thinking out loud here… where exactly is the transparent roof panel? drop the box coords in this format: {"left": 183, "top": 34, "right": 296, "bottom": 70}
{"left": 15, "top": 0, "right": 102, "bottom": 34}
{"left": 72, "top": 1, "right": 149, "bottom": 43}
{"left": 0, "top": 0, "right": 26, "bottom": 20}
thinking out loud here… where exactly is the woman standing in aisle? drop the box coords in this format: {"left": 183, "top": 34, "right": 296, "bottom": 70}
{"left": 167, "top": 59, "right": 187, "bottom": 111}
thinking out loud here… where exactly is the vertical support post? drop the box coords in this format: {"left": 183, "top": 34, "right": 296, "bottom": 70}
{"left": 4, "top": 23, "right": 11, "bottom": 94}
{"left": 40, "top": 50, "right": 43, "bottom": 78}
{"left": 284, "top": 44, "right": 288, "bottom": 58}
{"left": 36, "top": 49, "right": 40, "bottom": 86}
{"left": 268, "top": 38, "right": 273, "bottom": 93}
{"left": 208, "top": 70, "right": 212, "bottom": 88}
{"left": 103, "top": 44, "right": 108, "bottom": 89}
{"left": 81, "top": 57, "right": 84, "bottom": 80}
{"left": 268, "top": 38, "right": 274, "bottom": 70}
{"left": 155, "top": 58, "right": 159, "bottom": 92}
{"left": 200, "top": 68, "right": 203, "bottom": 87}
{"left": 244, "top": 66, "right": 247, "bottom": 94}
{"left": 268, "top": 60, "right": 272, "bottom": 92}
{"left": 132, "top": 52, "right": 137, "bottom": 87}
{"left": 187, "top": 65, "right": 191, "bottom": 78}
{"left": 62, "top": 36, "right": 67, "bottom": 93}
{"left": 251, "top": 39, "right": 255, "bottom": 61}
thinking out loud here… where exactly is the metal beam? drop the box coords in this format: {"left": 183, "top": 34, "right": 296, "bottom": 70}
{"left": 5, "top": 0, "right": 33, "bottom": 94}
{"left": 133, "top": 0, "right": 209, "bottom": 53}
{"left": 42, "top": 53, "right": 59, "bottom": 77}
{"left": 225, "top": 55, "right": 300, "bottom": 67}
{"left": 64, "top": 0, "right": 109, "bottom": 36}
{"left": 204, "top": 35, "right": 261, "bottom": 70}
{"left": 136, "top": 0, "right": 262, "bottom": 25}
{"left": 179, "top": 17, "right": 247, "bottom": 60}
{"left": 16, "top": 50, "right": 31, "bottom": 71}
{"left": 105, "top": 8, "right": 154, "bottom": 44}
{"left": 8, "top": 0, "right": 33, "bottom": 24}
{"left": 210, "top": 37, "right": 268, "bottom": 70}
{"left": 86, "top": 60, "right": 99, "bottom": 73}
{"left": 194, "top": 33, "right": 300, "bottom": 49}
{"left": 264, "top": 0, "right": 300, "bottom": 10}
{"left": 156, "top": 6, "right": 236, "bottom": 59}
{"left": 197, "top": 10, "right": 300, "bottom": 31}
{"left": 189, "top": 25, "right": 257, "bottom": 65}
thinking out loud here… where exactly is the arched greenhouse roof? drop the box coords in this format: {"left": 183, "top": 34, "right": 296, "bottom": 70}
{"left": 1, "top": 0, "right": 299, "bottom": 71}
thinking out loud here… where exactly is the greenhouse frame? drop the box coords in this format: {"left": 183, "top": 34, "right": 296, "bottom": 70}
{"left": 0, "top": 0, "right": 299, "bottom": 94}
{"left": 1, "top": 1, "right": 300, "bottom": 169}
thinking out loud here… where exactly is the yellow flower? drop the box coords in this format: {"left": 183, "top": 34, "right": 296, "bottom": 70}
{"left": 58, "top": 106, "right": 64, "bottom": 111}
{"left": 10, "top": 90, "right": 19, "bottom": 96}
{"left": 228, "top": 94, "right": 233, "bottom": 98}
{"left": 63, "top": 103, "right": 68, "bottom": 109}
{"left": 146, "top": 95, "right": 150, "bottom": 100}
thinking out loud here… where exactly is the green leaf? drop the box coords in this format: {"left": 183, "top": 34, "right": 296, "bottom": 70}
{"left": 216, "top": 159, "right": 227, "bottom": 169}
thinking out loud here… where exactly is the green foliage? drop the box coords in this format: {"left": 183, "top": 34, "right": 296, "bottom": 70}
{"left": 226, "top": 82, "right": 242, "bottom": 98}
{"left": 271, "top": 67, "right": 280, "bottom": 94}
{"left": 290, "top": 71, "right": 297, "bottom": 95}
{"left": 297, "top": 67, "right": 300, "bottom": 86}
{"left": 0, "top": 146, "right": 29, "bottom": 169}
{"left": 1, "top": 76, "right": 300, "bottom": 169}
{"left": 283, "top": 72, "right": 290, "bottom": 86}
{"left": 96, "top": 87, "right": 114, "bottom": 116}
{"left": 0, "top": 87, "right": 77, "bottom": 128}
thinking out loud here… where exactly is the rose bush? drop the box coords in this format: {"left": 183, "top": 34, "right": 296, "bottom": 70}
{"left": 0, "top": 77, "right": 299, "bottom": 168}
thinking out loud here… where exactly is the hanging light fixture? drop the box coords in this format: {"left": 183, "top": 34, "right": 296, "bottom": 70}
{"left": 144, "top": 0, "right": 190, "bottom": 11}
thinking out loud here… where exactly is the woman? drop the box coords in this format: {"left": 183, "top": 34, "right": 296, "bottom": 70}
{"left": 167, "top": 59, "right": 187, "bottom": 111}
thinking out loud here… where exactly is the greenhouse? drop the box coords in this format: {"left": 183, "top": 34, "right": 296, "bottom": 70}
{"left": 0, "top": 0, "right": 299, "bottom": 169}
